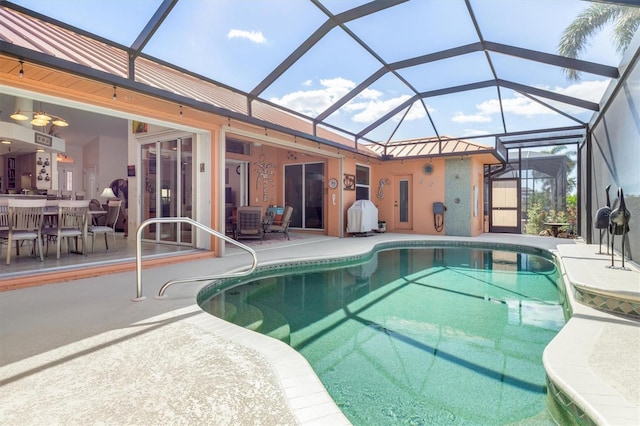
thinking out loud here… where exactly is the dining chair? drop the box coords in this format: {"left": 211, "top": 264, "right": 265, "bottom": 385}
{"left": 0, "top": 199, "right": 8, "bottom": 231}
{"left": 87, "top": 199, "right": 121, "bottom": 252}
{"left": 43, "top": 199, "right": 59, "bottom": 230}
{"left": 264, "top": 205, "right": 294, "bottom": 240}
{"left": 235, "top": 206, "right": 264, "bottom": 241}
{"left": 41, "top": 199, "right": 89, "bottom": 259}
{"left": 0, "top": 199, "right": 46, "bottom": 265}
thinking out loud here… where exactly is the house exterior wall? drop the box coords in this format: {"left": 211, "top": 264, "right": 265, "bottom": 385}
{"left": 1, "top": 65, "right": 496, "bottom": 253}
{"left": 370, "top": 158, "right": 447, "bottom": 235}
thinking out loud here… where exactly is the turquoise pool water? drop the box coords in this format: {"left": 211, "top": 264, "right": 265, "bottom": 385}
{"left": 200, "top": 246, "right": 569, "bottom": 425}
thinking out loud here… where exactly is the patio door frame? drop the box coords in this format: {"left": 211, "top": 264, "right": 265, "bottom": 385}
{"left": 489, "top": 177, "right": 521, "bottom": 234}
{"left": 140, "top": 135, "right": 194, "bottom": 245}
{"left": 284, "top": 162, "right": 325, "bottom": 230}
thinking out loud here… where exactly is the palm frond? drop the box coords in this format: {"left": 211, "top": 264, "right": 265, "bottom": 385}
{"left": 558, "top": 4, "right": 624, "bottom": 80}
{"left": 613, "top": 9, "right": 640, "bottom": 53}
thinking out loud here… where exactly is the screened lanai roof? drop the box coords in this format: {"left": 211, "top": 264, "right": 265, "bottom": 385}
{"left": 1, "top": 0, "right": 638, "bottom": 154}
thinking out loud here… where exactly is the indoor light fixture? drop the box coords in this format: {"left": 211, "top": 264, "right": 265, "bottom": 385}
{"left": 1, "top": 140, "right": 11, "bottom": 145}
{"left": 10, "top": 109, "right": 69, "bottom": 127}
{"left": 113, "top": 85, "right": 117, "bottom": 101}
{"left": 18, "top": 60, "right": 24, "bottom": 79}
{"left": 179, "top": 105, "right": 183, "bottom": 116}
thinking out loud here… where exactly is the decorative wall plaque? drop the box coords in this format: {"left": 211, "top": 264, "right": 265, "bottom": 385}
{"left": 34, "top": 132, "right": 52, "bottom": 147}
{"left": 343, "top": 173, "right": 355, "bottom": 191}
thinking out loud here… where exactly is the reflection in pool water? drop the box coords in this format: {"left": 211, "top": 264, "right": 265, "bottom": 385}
{"left": 201, "top": 246, "right": 568, "bottom": 425}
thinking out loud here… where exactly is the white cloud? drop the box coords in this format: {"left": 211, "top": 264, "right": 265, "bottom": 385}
{"left": 556, "top": 79, "right": 609, "bottom": 102}
{"left": 302, "top": 79, "right": 313, "bottom": 86}
{"left": 319, "top": 77, "right": 355, "bottom": 91}
{"left": 271, "top": 89, "right": 339, "bottom": 116}
{"left": 360, "top": 88, "right": 383, "bottom": 100}
{"left": 404, "top": 101, "right": 432, "bottom": 121}
{"left": 477, "top": 95, "right": 548, "bottom": 116}
{"left": 227, "top": 29, "right": 266, "bottom": 44}
{"left": 270, "top": 78, "right": 354, "bottom": 116}
{"left": 452, "top": 112, "right": 491, "bottom": 123}
{"left": 349, "top": 95, "right": 430, "bottom": 123}
{"left": 475, "top": 79, "right": 610, "bottom": 117}
{"left": 351, "top": 96, "right": 410, "bottom": 122}
{"left": 271, "top": 77, "right": 431, "bottom": 123}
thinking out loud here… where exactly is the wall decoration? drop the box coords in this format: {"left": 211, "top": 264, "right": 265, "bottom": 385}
{"left": 127, "top": 165, "right": 136, "bottom": 177}
{"left": 377, "top": 178, "right": 390, "bottom": 199}
{"left": 132, "top": 120, "right": 148, "bottom": 134}
{"left": 328, "top": 178, "right": 338, "bottom": 189}
{"left": 343, "top": 173, "right": 355, "bottom": 191}
{"left": 34, "top": 132, "right": 52, "bottom": 147}
{"left": 57, "top": 153, "right": 75, "bottom": 163}
{"left": 423, "top": 163, "right": 433, "bottom": 175}
{"left": 35, "top": 153, "right": 51, "bottom": 189}
{"left": 253, "top": 154, "right": 275, "bottom": 202}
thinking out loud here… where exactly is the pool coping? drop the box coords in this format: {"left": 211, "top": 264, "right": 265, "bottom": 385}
{"left": 543, "top": 243, "right": 640, "bottom": 425}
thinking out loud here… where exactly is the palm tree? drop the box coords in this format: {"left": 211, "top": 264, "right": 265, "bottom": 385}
{"left": 559, "top": 3, "right": 640, "bottom": 80}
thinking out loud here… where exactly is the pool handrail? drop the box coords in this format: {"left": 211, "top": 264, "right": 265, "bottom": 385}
{"left": 134, "top": 216, "right": 258, "bottom": 301}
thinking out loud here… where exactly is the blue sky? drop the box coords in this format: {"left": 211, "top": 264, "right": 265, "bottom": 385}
{"left": 14, "top": 0, "right": 631, "bottom": 146}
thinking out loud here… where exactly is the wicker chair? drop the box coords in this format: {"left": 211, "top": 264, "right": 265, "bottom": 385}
{"left": 235, "top": 206, "right": 264, "bottom": 241}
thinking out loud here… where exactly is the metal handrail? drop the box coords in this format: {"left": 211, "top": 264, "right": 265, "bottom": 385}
{"left": 134, "top": 217, "right": 258, "bottom": 301}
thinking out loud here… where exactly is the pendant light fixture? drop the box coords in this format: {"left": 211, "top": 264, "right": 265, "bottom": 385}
{"left": 10, "top": 109, "right": 69, "bottom": 127}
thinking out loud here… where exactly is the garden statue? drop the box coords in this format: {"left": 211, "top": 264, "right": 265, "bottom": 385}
{"left": 609, "top": 187, "right": 631, "bottom": 268}
{"left": 594, "top": 185, "right": 612, "bottom": 254}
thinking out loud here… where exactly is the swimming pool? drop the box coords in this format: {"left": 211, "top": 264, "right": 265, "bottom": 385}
{"left": 199, "top": 244, "right": 569, "bottom": 425}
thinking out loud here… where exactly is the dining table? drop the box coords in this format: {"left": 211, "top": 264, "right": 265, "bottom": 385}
{"left": 544, "top": 222, "right": 570, "bottom": 237}
{"left": 0, "top": 199, "right": 106, "bottom": 258}
{"left": 44, "top": 203, "right": 107, "bottom": 255}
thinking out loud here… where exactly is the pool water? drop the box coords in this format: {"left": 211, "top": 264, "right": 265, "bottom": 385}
{"left": 201, "top": 246, "right": 568, "bottom": 425}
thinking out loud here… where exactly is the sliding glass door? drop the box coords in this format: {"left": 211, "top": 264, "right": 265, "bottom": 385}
{"left": 141, "top": 137, "right": 193, "bottom": 244}
{"left": 284, "top": 163, "right": 324, "bottom": 229}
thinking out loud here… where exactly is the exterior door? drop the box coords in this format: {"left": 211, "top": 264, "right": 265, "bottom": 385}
{"left": 490, "top": 178, "right": 520, "bottom": 233}
{"left": 141, "top": 137, "right": 193, "bottom": 244}
{"left": 284, "top": 163, "right": 324, "bottom": 229}
{"left": 394, "top": 175, "right": 412, "bottom": 230}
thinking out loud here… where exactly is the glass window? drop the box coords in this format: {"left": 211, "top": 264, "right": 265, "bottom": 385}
{"left": 355, "top": 164, "right": 370, "bottom": 200}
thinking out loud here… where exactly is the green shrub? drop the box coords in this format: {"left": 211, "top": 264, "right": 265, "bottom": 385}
{"left": 525, "top": 197, "right": 577, "bottom": 236}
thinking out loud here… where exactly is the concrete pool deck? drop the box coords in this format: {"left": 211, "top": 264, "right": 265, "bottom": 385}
{"left": 0, "top": 233, "right": 638, "bottom": 425}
